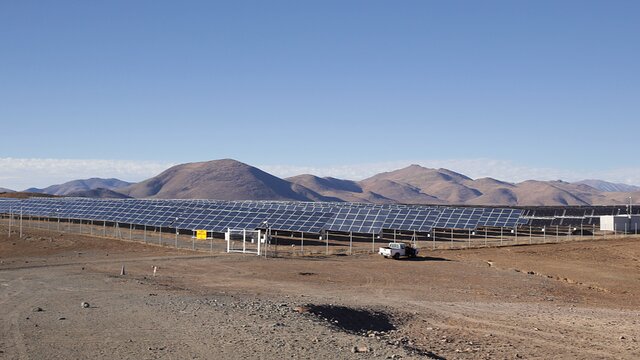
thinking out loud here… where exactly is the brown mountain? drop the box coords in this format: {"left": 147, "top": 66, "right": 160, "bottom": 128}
{"left": 118, "top": 159, "right": 332, "bottom": 201}
{"left": 285, "top": 164, "right": 634, "bottom": 206}
{"left": 285, "top": 174, "right": 394, "bottom": 203}
{"left": 24, "top": 178, "right": 132, "bottom": 195}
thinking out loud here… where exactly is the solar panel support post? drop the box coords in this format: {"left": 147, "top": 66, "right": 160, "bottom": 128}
{"left": 158, "top": 226, "right": 162, "bottom": 245}
{"left": 349, "top": 232, "right": 352, "bottom": 255}
{"left": 500, "top": 227, "right": 503, "bottom": 246}
{"left": 393, "top": 229, "right": 397, "bottom": 243}
{"left": 90, "top": 220, "right": 93, "bottom": 236}
{"left": 326, "top": 231, "right": 329, "bottom": 255}
{"left": 103, "top": 221, "right": 106, "bottom": 237}
{"left": 556, "top": 225, "right": 559, "bottom": 242}
{"left": 450, "top": 228, "right": 453, "bottom": 247}
{"left": 468, "top": 229, "right": 471, "bottom": 248}
{"left": 514, "top": 226, "right": 518, "bottom": 244}
{"left": 529, "top": 226, "right": 532, "bottom": 244}
{"left": 143, "top": 225, "right": 147, "bottom": 242}
{"left": 130, "top": 224, "right": 132, "bottom": 240}
{"left": 8, "top": 207, "right": 11, "bottom": 238}
{"left": 301, "top": 232, "right": 304, "bottom": 256}
{"left": 372, "top": 233, "right": 375, "bottom": 253}
{"left": 484, "top": 228, "right": 488, "bottom": 247}
{"left": 19, "top": 207, "right": 23, "bottom": 239}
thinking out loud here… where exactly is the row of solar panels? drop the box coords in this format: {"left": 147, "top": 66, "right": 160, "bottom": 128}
{"left": 0, "top": 198, "right": 525, "bottom": 234}
{"left": 521, "top": 206, "right": 638, "bottom": 218}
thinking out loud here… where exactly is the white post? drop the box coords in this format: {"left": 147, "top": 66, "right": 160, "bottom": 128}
{"left": 349, "top": 232, "right": 353, "bottom": 255}
{"left": 130, "top": 224, "right": 133, "bottom": 240}
{"left": 468, "top": 229, "right": 471, "bottom": 248}
{"left": 500, "top": 227, "right": 503, "bottom": 246}
{"left": 450, "top": 228, "right": 453, "bottom": 247}
{"left": 144, "top": 225, "right": 147, "bottom": 242}
{"left": 19, "top": 207, "right": 23, "bottom": 239}
{"left": 158, "top": 226, "right": 162, "bottom": 245}
{"left": 8, "top": 207, "right": 11, "bottom": 238}
{"left": 258, "top": 230, "right": 262, "bottom": 256}
{"left": 301, "top": 232, "right": 304, "bottom": 255}
{"left": 485, "top": 228, "right": 488, "bottom": 246}
{"left": 326, "top": 231, "right": 329, "bottom": 255}
{"left": 372, "top": 233, "right": 375, "bottom": 253}
{"left": 242, "top": 229, "right": 246, "bottom": 253}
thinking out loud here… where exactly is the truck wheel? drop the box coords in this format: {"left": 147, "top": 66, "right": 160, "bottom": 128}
{"left": 393, "top": 253, "right": 400, "bottom": 260}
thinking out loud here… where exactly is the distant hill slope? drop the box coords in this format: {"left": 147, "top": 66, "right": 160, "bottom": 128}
{"left": 286, "top": 164, "right": 632, "bottom": 206}
{"left": 574, "top": 179, "right": 640, "bottom": 193}
{"left": 66, "top": 188, "right": 132, "bottom": 199}
{"left": 25, "top": 178, "right": 132, "bottom": 196}
{"left": 0, "top": 192, "right": 58, "bottom": 199}
{"left": 0, "top": 187, "right": 15, "bottom": 193}
{"left": 119, "top": 159, "right": 333, "bottom": 201}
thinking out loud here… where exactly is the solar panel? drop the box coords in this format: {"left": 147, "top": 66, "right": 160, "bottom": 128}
{"left": 325, "top": 207, "right": 390, "bottom": 234}
{"left": 383, "top": 208, "right": 440, "bottom": 232}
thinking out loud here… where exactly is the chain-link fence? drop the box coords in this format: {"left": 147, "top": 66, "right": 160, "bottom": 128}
{"left": 1, "top": 214, "right": 636, "bottom": 258}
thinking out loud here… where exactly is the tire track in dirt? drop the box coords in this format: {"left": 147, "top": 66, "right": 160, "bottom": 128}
{"left": 406, "top": 300, "right": 631, "bottom": 359}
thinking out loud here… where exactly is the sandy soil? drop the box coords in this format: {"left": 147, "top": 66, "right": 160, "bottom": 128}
{"left": 1, "top": 225, "right": 639, "bottom": 359}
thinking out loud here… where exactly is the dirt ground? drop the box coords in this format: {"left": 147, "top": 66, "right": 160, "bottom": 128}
{"left": 1, "top": 225, "right": 639, "bottom": 359}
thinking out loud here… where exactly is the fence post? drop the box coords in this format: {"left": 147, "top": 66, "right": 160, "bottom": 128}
{"left": 326, "top": 231, "right": 329, "bottom": 255}
{"left": 372, "top": 233, "right": 375, "bottom": 253}
{"left": 485, "top": 228, "right": 488, "bottom": 247}
{"left": 19, "top": 207, "right": 23, "bottom": 239}
{"left": 450, "top": 228, "right": 453, "bottom": 248}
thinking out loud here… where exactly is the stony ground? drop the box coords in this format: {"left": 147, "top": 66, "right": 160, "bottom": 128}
{"left": 1, "top": 225, "right": 639, "bottom": 359}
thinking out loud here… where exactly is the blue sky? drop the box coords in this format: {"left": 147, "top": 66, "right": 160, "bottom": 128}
{"left": 1, "top": 1, "right": 639, "bottom": 189}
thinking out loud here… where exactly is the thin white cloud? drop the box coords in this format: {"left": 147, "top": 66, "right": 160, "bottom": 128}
{"left": 260, "top": 159, "right": 640, "bottom": 186}
{"left": 0, "top": 158, "right": 174, "bottom": 190}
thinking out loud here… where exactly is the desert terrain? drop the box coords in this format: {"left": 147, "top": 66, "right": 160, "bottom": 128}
{"left": 1, "top": 224, "right": 639, "bottom": 359}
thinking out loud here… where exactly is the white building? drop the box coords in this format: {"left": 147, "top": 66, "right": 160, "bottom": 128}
{"left": 600, "top": 215, "right": 640, "bottom": 233}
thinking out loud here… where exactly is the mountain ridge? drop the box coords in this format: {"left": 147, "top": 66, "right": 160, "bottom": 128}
{"left": 11, "top": 159, "right": 639, "bottom": 205}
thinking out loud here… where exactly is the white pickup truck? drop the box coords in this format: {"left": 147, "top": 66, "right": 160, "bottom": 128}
{"left": 379, "top": 242, "right": 419, "bottom": 260}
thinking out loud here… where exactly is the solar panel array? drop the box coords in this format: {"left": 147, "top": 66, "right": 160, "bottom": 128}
{"left": 0, "top": 198, "right": 526, "bottom": 234}
{"left": 518, "top": 206, "right": 639, "bottom": 227}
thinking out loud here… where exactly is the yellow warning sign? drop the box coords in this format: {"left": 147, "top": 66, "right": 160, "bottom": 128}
{"left": 196, "top": 230, "right": 207, "bottom": 240}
